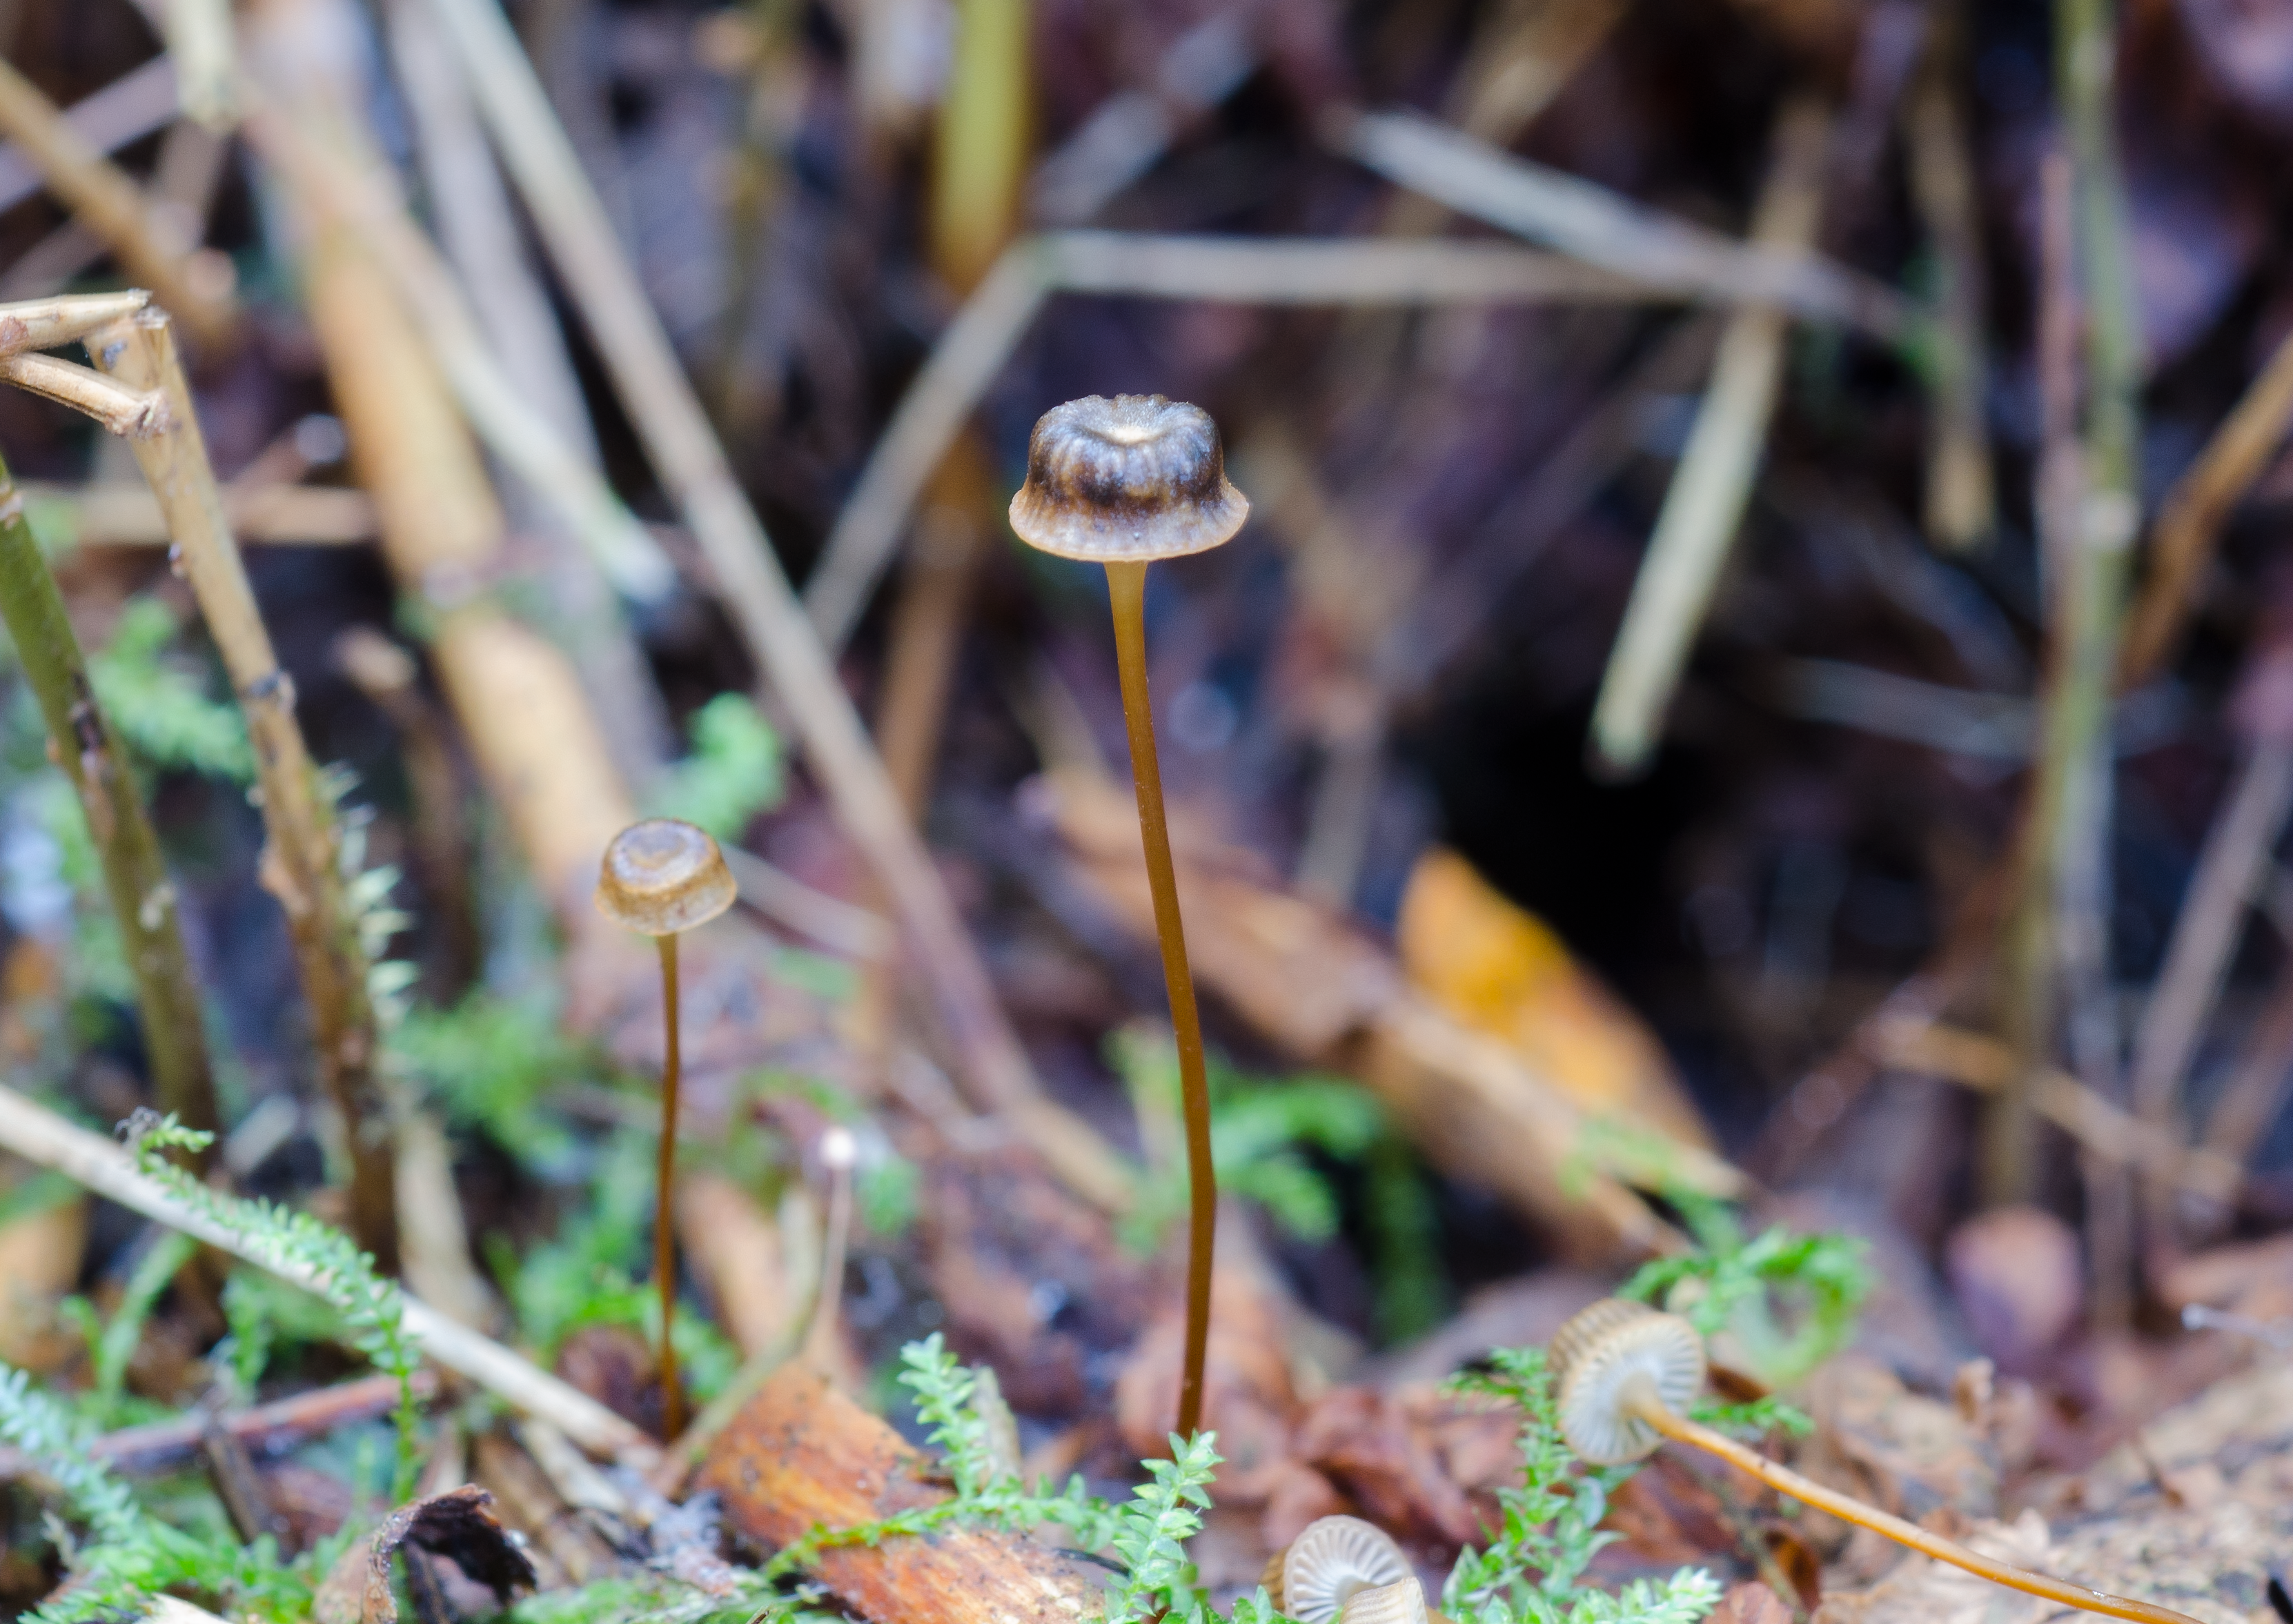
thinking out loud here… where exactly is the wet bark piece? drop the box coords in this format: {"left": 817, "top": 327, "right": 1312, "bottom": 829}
{"left": 313, "top": 1485, "right": 538, "bottom": 1624}
{"left": 696, "top": 1363, "right": 1103, "bottom": 1624}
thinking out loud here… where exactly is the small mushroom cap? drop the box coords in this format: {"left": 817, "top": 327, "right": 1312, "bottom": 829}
{"left": 1007, "top": 394, "right": 1248, "bottom": 562}
{"left": 596, "top": 818, "right": 737, "bottom": 936}
{"left": 1548, "top": 1298, "right": 1706, "bottom": 1466}
{"left": 1339, "top": 1578, "right": 1428, "bottom": 1624}
{"left": 1276, "top": 1516, "right": 1415, "bottom": 1624}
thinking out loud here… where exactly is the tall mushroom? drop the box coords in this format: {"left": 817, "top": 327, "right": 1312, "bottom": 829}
{"left": 1545, "top": 1299, "right": 2202, "bottom": 1624}
{"left": 596, "top": 817, "right": 736, "bottom": 1439}
{"left": 1007, "top": 394, "right": 1248, "bottom": 1438}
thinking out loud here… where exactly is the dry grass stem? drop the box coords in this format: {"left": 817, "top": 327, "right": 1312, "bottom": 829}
{"left": 88, "top": 308, "right": 398, "bottom": 1270}
{"left": 1905, "top": 43, "right": 1995, "bottom": 548}
{"left": 161, "top": 0, "right": 236, "bottom": 129}
{"left": 237, "top": 100, "right": 673, "bottom": 605}
{"left": 424, "top": 0, "right": 1132, "bottom": 1214}
{"left": 1876, "top": 1018, "right": 2242, "bottom": 1204}
{"left": 2118, "top": 322, "right": 2293, "bottom": 688}
{"left": 2127, "top": 743, "right": 2293, "bottom": 1170}
{"left": 0, "top": 59, "right": 235, "bottom": 347}
{"left": 24, "top": 479, "right": 377, "bottom": 546}
{"left": 1589, "top": 97, "right": 1832, "bottom": 778}
{"left": 0, "top": 351, "right": 166, "bottom": 436}
{"left": 0, "top": 57, "right": 178, "bottom": 217}
{"left": 0, "top": 288, "right": 149, "bottom": 355}
{"left": 0, "top": 1081, "right": 659, "bottom": 1469}
{"left": 0, "top": 450, "right": 218, "bottom": 1140}
{"left": 1330, "top": 103, "right": 1905, "bottom": 339}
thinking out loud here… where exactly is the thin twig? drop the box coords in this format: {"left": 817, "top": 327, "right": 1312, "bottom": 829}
{"left": 1904, "top": 19, "right": 1994, "bottom": 549}
{"left": 0, "top": 453, "right": 218, "bottom": 1140}
{"left": 1589, "top": 97, "right": 1833, "bottom": 778}
{"left": 0, "top": 352, "right": 167, "bottom": 437}
{"left": 25, "top": 480, "right": 377, "bottom": 546}
{"left": 2118, "top": 326, "right": 2293, "bottom": 688}
{"left": 87, "top": 308, "right": 398, "bottom": 1271}
{"left": 1326, "top": 103, "right": 1907, "bottom": 339}
{"left": 0, "top": 59, "right": 234, "bottom": 348}
{"left": 0, "top": 289, "right": 149, "bottom": 357}
{"left": 1874, "top": 1018, "right": 2242, "bottom": 1202}
{"left": 0, "top": 1372, "right": 436, "bottom": 1480}
{"left": 424, "top": 0, "right": 1132, "bottom": 1214}
{"left": 2127, "top": 742, "right": 2293, "bottom": 1155}
{"left": 0, "top": 57, "right": 178, "bottom": 217}
{"left": 0, "top": 1082, "right": 658, "bottom": 1468}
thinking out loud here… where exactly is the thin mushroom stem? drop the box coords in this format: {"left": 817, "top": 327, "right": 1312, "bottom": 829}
{"left": 1620, "top": 1383, "right": 2203, "bottom": 1624}
{"left": 1105, "top": 558, "right": 1216, "bottom": 1439}
{"left": 656, "top": 931, "right": 685, "bottom": 1442}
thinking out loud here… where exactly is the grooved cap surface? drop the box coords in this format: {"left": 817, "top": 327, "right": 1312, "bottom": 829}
{"left": 595, "top": 818, "right": 736, "bottom": 935}
{"left": 1007, "top": 395, "right": 1248, "bottom": 562}
{"left": 1277, "top": 1516, "right": 1414, "bottom": 1624}
{"left": 1548, "top": 1298, "right": 1706, "bottom": 1466}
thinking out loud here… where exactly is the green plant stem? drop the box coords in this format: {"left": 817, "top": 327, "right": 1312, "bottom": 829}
{"left": 1105, "top": 560, "right": 1214, "bottom": 1440}
{"left": 656, "top": 931, "right": 684, "bottom": 1442}
{"left": 1989, "top": 0, "right": 2144, "bottom": 1205}
{"left": 87, "top": 309, "right": 397, "bottom": 1269}
{"left": 0, "top": 453, "right": 218, "bottom": 1145}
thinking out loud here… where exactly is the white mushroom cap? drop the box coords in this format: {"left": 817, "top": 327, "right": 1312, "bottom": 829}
{"left": 1548, "top": 1298, "right": 1706, "bottom": 1466}
{"left": 1274, "top": 1516, "right": 1415, "bottom": 1624}
{"left": 1339, "top": 1578, "right": 1428, "bottom": 1624}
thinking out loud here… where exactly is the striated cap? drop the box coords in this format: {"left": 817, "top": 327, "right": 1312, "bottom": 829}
{"left": 1007, "top": 394, "right": 1248, "bottom": 562}
{"left": 1339, "top": 1578, "right": 1430, "bottom": 1624}
{"left": 1548, "top": 1298, "right": 1706, "bottom": 1466}
{"left": 596, "top": 818, "right": 737, "bottom": 936}
{"left": 1268, "top": 1516, "right": 1415, "bottom": 1624}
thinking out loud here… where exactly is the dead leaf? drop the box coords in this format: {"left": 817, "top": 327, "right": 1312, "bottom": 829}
{"left": 1942, "top": 1207, "right": 2080, "bottom": 1376}
{"left": 1709, "top": 1580, "right": 1795, "bottom": 1624}
{"left": 1395, "top": 847, "right": 1713, "bottom": 1151}
{"left": 313, "top": 1486, "right": 537, "bottom": 1624}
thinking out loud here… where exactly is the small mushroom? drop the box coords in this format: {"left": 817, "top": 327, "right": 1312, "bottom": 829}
{"left": 1339, "top": 1578, "right": 1430, "bottom": 1624}
{"left": 596, "top": 817, "right": 736, "bottom": 1439}
{"left": 1009, "top": 394, "right": 1248, "bottom": 1439}
{"left": 1262, "top": 1514, "right": 1413, "bottom": 1624}
{"left": 1543, "top": 1299, "right": 2201, "bottom": 1624}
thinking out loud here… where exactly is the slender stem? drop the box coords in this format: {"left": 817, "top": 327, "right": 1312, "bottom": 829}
{"left": 1627, "top": 1391, "right": 2202, "bottom": 1624}
{"left": 656, "top": 931, "right": 685, "bottom": 1441}
{"left": 0, "top": 455, "right": 218, "bottom": 1142}
{"left": 1104, "top": 560, "right": 1215, "bottom": 1439}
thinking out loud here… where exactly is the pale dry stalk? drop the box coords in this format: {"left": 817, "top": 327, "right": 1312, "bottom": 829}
{"left": 87, "top": 307, "right": 398, "bottom": 1271}
{"left": 0, "top": 59, "right": 236, "bottom": 348}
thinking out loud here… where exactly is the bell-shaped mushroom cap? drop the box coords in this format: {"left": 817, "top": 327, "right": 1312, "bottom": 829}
{"left": 1276, "top": 1516, "right": 1415, "bottom": 1624}
{"left": 596, "top": 818, "right": 737, "bottom": 936}
{"left": 1548, "top": 1298, "right": 1706, "bottom": 1467}
{"left": 1339, "top": 1578, "right": 1428, "bottom": 1624}
{"left": 1007, "top": 394, "right": 1248, "bottom": 562}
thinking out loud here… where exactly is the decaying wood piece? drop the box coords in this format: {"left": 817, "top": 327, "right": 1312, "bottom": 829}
{"left": 1028, "top": 768, "right": 1737, "bottom": 1258}
{"left": 696, "top": 1362, "right": 1103, "bottom": 1624}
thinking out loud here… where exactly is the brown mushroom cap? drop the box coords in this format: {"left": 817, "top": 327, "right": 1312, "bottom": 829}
{"left": 1275, "top": 1516, "right": 1415, "bottom": 1624}
{"left": 596, "top": 818, "right": 737, "bottom": 936}
{"left": 1548, "top": 1298, "right": 1706, "bottom": 1466}
{"left": 1007, "top": 394, "right": 1248, "bottom": 562}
